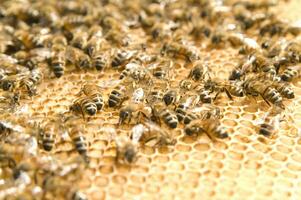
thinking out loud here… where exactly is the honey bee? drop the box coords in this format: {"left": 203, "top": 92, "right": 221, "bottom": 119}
{"left": 105, "top": 29, "right": 129, "bottom": 47}
{"left": 66, "top": 46, "right": 91, "bottom": 69}
{"left": 242, "top": 74, "right": 284, "bottom": 108}
{"left": 39, "top": 121, "right": 58, "bottom": 152}
{"left": 92, "top": 52, "right": 108, "bottom": 71}
{"left": 69, "top": 125, "right": 89, "bottom": 159}
{"left": 188, "top": 62, "right": 208, "bottom": 81}
{"left": 184, "top": 105, "right": 223, "bottom": 125}
{"left": 85, "top": 36, "right": 104, "bottom": 58}
{"left": 190, "top": 21, "right": 211, "bottom": 39}
{"left": 80, "top": 83, "right": 104, "bottom": 111}
{"left": 257, "top": 106, "right": 282, "bottom": 137}
{"left": 175, "top": 94, "right": 199, "bottom": 122}
{"left": 115, "top": 136, "right": 138, "bottom": 164}
{"left": 108, "top": 84, "right": 129, "bottom": 107}
{"left": 119, "top": 62, "right": 141, "bottom": 80}
{"left": 252, "top": 53, "right": 276, "bottom": 76}
{"left": 284, "top": 41, "right": 301, "bottom": 63}
{"left": 146, "top": 82, "right": 165, "bottom": 104}
{"left": 148, "top": 59, "right": 172, "bottom": 80}
{"left": 51, "top": 35, "right": 67, "bottom": 78}
{"left": 61, "top": 14, "right": 89, "bottom": 30}
{"left": 163, "top": 89, "right": 179, "bottom": 106}
{"left": 70, "top": 96, "right": 98, "bottom": 119}
{"left": 119, "top": 88, "right": 149, "bottom": 125}
{"left": 118, "top": 102, "right": 151, "bottom": 125}
{"left": 229, "top": 56, "right": 256, "bottom": 80}
{"left": 280, "top": 65, "right": 301, "bottom": 82}
{"left": 151, "top": 102, "right": 178, "bottom": 129}
{"left": 202, "top": 78, "right": 244, "bottom": 101}
{"left": 161, "top": 40, "right": 200, "bottom": 61}
{"left": 271, "top": 81, "right": 294, "bottom": 99}
{"left": 111, "top": 49, "right": 136, "bottom": 68}
{"left": 184, "top": 118, "right": 228, "bottom": 140}
{"left": 131, "top": 121, "right": 175, "bottom": 147}
{"left": 71, "top": 31, "right": 89, "bottom": 50}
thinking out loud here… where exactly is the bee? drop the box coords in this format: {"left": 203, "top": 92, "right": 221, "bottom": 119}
{"left": 280, "top": 65, "right": 301, "bottom": 82}
{"left": 85, "top": 36, "right": 104, "bottom": 58}
{"left": 13, "top": 29, "right": 35, "bottom": 50}
{"left": 111, "top": 49, "right": 136, "bottom": 68}
{"left": 185, "top": 118, "right": 228, "bottom": 140}
{"left": 39, "top": 121, "right": 58, "bottom": 151}
{"left": 146, "top": 84, "right": 165, "bottom": 104}
{"left": 70, "top": 97, "right": 98, "bottom": 119}
{"left": 92, "top": 52, "right": 108, "bottom": 71}
{"left": 198, "top": 88, "right": 212, "bottom": 103}
{"left": 71, "top": 31, "right": 89, "bottom": 50}
{"left": 284, "top": 41, "right": 301, "bottom": 63}
{"left": 252, "top": 53, "right": 276, "bottom": 76}
{"left": 203, "top": 79, "right": 244, "bottom": 101}
{"left": 108, "top": 84, "right": 128, "bottom": 107}
{"left": 163, "top": 89, "right": 179, "bottom": 106}
{"left": 175, "top": 94, "right": 199, "bottom": 122}
{"left": 229, "top": 56, "right": 256, "bottom": 80}
{"left": 184, "top": 105, "right": 223, "bottom": 125}
{"left": 242, "top": 74, "right": 284, "bottom": 108}
{"left": 161, "top": 41, "right": 199, "bottom": 61}
{"left": 119, "top": 62, "right": 141, "bottom": 80}
{"left": 66, "top": 46, "right": 91, "bottom": 69}
{"left": 51, "top": 35, "right": 67, "bottom": 78}
{"left": 188, "top": 62, "right": 208, "bottom": 81}
{"left": 151, "top": 102, "right": 178, "bottom": 129}
{"left": 118, "top": 102, "right": 151, "bottom": 125}
{"left": 115, "top": 136, "right": 138, "bottom": 164}
{"left": 15, "top": 74, "right": 38, "bottom": 96}
{"left": 69, "top": 125, "right": 89, "bottom": 158}
{"left": 118, "top": 88, "right": 149, "bottom": 125}
{"left": 270, "top": 81, "right": 294, "bottom": 99}
{"left": 257, "top": 106, "right": 282, "bottom": 137}
{"left": 105, "top": 29, "right": 129, "bottom": 47}
{"left": 190, "top": 21, "right": 211, "bottom": 39}
{"left": 131, "top": 121, "right": 175, "bottom": 147}
{"left": 148, "top": 59, "right": 172, "bottom": 80}
{"left": 61, "top": 14, "right": 89, "bottom": 30}
{"left": 80, "top": 83, "right": 104, "bottom": 111}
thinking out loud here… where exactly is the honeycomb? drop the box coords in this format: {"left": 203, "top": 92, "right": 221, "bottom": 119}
{"left": 1, "top": 0, "right": 301, "bottom": 200}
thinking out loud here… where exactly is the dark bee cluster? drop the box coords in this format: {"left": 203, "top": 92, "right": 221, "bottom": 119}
{"left": 0, "top": 0, "right": 300, "bottom": 199}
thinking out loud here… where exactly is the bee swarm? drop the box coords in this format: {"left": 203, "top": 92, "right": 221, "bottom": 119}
{"left": 0, "top": 0, "right": 301, "bottom": 199}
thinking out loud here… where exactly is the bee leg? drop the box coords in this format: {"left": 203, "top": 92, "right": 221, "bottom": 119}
{"left": 259, "top": 93, "right": 271, "bottom": 106}
{"left": 224, "top": 88, "right": 233, "bottom": 100}
{"left": 214, "top": 92, "right": 221, "bottom": 101}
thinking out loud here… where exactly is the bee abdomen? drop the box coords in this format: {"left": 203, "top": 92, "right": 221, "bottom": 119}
{"left": 91, "top": 94, "right": 104, "bottom": 110}
{"left": 183, "top": 113, "right": 197, "bottom": 125}
{"left": 42, "top": 133, "right": 55, "bottom": 151}
{"left": 73, "top": 135, "right": 88, "bottom": 155}
{"left": 175, "top": 104, "right": 188, "bottom": 122}
{"left": 108, "top": 89, "right": 123, "bottom": 107}
{"left": 264, "top": 87, "right": 282, "bottom": 105}
{"left": 259, "top": 123, "right": 273, "bottom": 137}
{"left": 161, "top": 110, "right": 178, "bottom": 129}
{"left": 281, "top": 68, "right": 298, "bottom": 82}
{"left": 93, "top": 55, "right": 106, "bottom": 71}
{"left": 82, "top": 99, "right": 97, "bottom": 115}
{"left": 52, "top": 62, "right": 65, "bottom": 78}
